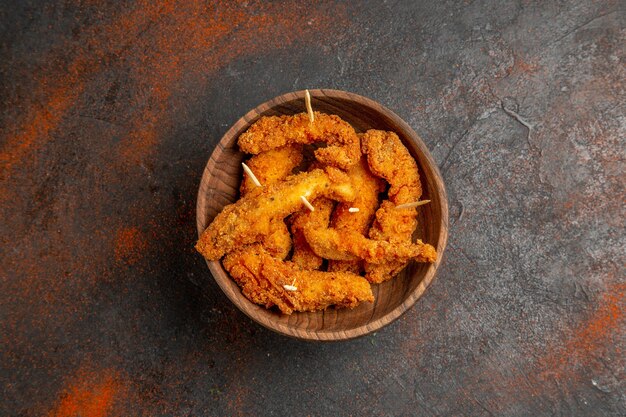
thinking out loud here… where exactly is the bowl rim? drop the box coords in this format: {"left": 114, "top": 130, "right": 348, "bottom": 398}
{"left": 196, "top": 88, "right": 448, "bottom": 341}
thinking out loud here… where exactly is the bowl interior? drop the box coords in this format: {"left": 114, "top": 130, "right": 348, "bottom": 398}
{"left": 196, "top": 89, "right": 448, "bottom": 341}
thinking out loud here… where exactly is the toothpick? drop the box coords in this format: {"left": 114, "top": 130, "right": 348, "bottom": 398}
{"left": 395, "top": 200, "right": 431, "bottom": 209}
{"left": 300, "top": 195, "right": 315, "bottom": 212}
{"left": 348, "top": 207, "right": 360, "bottom": 213}
{"left": 242, "top": 162, "right": 261, "bottom": 187}
{"left": 305, "top": 89, "right": 314, "bottom": 123}
{"left": 283, "top": 278, "right": 298, "bottom": 292}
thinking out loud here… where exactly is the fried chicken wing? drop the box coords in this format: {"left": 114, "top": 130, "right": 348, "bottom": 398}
{"left": 288, "top": 197, "right": 334, "bottom": 270}
{"left": 361, "top": 129, "right": 431, "bottom": 283}
{"left": 196, "top": 168, "right": 355, "bottom": 261}
{"left": 238, "top": 112, "right": 361, "bottom": 170}
{"left": 223, "top": 245, "right": 374, "bottom": 314}
{"left": 328, "top": 156, "right": 385, "bottom": 273}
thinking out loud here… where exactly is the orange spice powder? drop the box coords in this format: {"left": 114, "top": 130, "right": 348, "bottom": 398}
{"left": 0, "top": 1, "right": 162, "bottom": 163}
{"left": 0, "top": 83, "right": 84, "bottom": 180}
{"left": 562, "top": 282, "right": 625, "bottom": 361}
{"left": 0, "top": 0, "right": 348, "bottom": 180}
{"left": 48, "top": 370, "right": 120, "bottom": 417}
{"left": 114, "top": 226, "right": 148, "bottom": 265}
{"left": 532, "top": 281, "right": 624, "bottom": 381}
{"left": 115, "top": 0, "right": 347, "bottom": 166}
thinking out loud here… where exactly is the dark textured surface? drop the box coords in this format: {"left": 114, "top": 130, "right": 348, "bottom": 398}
{"left": 1, "top": 1, "right": 624, "bottom": 416}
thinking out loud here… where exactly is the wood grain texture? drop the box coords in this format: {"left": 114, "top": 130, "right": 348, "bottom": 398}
{"left": 196, "top": 89, "right": 448, "bottom": 341}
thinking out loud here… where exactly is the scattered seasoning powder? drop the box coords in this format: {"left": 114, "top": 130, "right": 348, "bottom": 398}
{"left": 0, "top": 0, "right": 347, "bottom": 184}
{"left": 47, "top": 370, "right": 120, "bottom": 417}
{"left": 114, "top": 226, "right": 148, "bottom": 265}
{"left": 0, "top": 0, "right": 170, "bottom": 182}
{"left": 563, "top": 283, "right": 625, "bottom": 360}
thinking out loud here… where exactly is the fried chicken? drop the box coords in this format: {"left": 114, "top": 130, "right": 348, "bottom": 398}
{"left": 196, "top": 167, "right": 355, "bottom": 261}
{"left": 288, "top": 197, "right": 334, "bottom": 270}
{"left": 303, "top": 227, "right": 437, "bottom": 264}
{"left": 295, "top": 147, "right": 435, "bottom": 269}
{"left": 361, "top": 129, "right": 431, "bottom": 283}
{"left": 239, "top": 146, "right": 303, "bottom": 259}
{"left": 223, "top": 245, "right": 374, "bottom": 315}
{"left": 240, "top": 145, "right": 303, "bottom": 195}
{"left": 196, "top": 108, "right": 439, "bottom": 315}
{"left": 238, "top": 112, "right": 361, "bottom": 170}
{"left": 328, "top": 156, "right": 385, "bottom": 273}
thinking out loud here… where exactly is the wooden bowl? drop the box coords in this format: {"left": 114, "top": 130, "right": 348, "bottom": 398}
{"left": 196, "top": 89, "right": 448, "bottom": 341}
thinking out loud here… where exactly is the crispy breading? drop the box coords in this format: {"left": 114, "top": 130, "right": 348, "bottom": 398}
{"left": 361, "top": 129, "right": 428, "bottom": 283}
{"left": 296, "top": 146, "right": 435, "bottom": 269}
{"left": 197, "top": 114, "right": 439, "bottom": 314}
{"left": 288, "top": 197, "right": 334, "bottom": 270}
{"left": 223, "top": 245, "right": 374, "bottom": 315}
{"left": 328, "top": 156, "right": 385, "bottom": 273}
{"left": 303, "top": 227, "right": 437, "bottom": 264}
{"left": 238, "top": 112, "right": 361, "bottom": 170}
{"left": 361, "top": 129, "right": 421, "bottom": 203}
{"left": 261, "top": 220, "right": 291, "bottom": 260}
{"left": 196, "top": 168, "right": 355, "bottom": 261}
{"left": 240, "top": 145, "right": 303, "bottom": 195}
{"left": 239, "top": 146, "right": 303, "bottom": 259}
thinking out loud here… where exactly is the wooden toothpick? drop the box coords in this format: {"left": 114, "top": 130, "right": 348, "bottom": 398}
{"left": 300, "top": 195, "right": 315, "bottom": 212}
{"left": 395, "top": 200, "right": 431, "bottom": 209}
{"left": 305, "top": 89, "right": 314, "bottom": 123}
{"left": 283, "top": 278, "right": 298, "bottom": 292}
{"left": 242, "top": 162, "right": 261, "bottom": 187}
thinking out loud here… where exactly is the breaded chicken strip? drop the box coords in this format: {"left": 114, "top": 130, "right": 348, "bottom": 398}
{"left": 238, "top": 112, "right": 361, "bottom": 170}
{"left": 196, "top": 168, "right": 355, "bottom": 261}
{"left": 289, "top": 197, "right": 334, "bottom": 270}
{"left": 223, "top": 245, "right": 374, "bottom": 315}
{"left": 297, "top": 130, "right": 437, "bottom": 277}
{"left": 240, "top": 145, "right": 303, "bottom": 195}
{"left": 361, "top": 129, "right": 430, "bottom": 283}
{"left": 239, "top": 146, "right": 303, "bottom": 259}
{"left": 303, "top": 227, "right": 437, "bottom": 264}
{"left": 328, "top": 156, "right": 385, "bottom": 273}
{"left": 361, "top": 130, "right": 422, "bottom": 203}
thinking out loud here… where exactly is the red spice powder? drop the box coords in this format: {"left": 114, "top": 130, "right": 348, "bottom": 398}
{"left": 115, "top": 0, "right": 346, "bottom": 166}
{"left": 1, "top": 0, "right": 347, "bottom": 181}
{"left": 521, "top": 283, "right": 625, "bottom": 383}
{"left": 2, "top": 3, "right": 347, "bottom": 414}
{"left": 114, "top": 226, "right": 148, "bottom": 265}
{"left": 511, "top": 282, "right": 623, "bottom": 405}
{"left": 508, "top": 53, "right": 540, "bottom": 76}
{"left": 47, "top": 369, "right": 120, "bottom": 417}
{"left": 0, "top": 1, "right": 169, "bottom": 202}
{"left": 558, "top": 282, "right": 625, "bottom": 362}
{"left": 0, "top": 83, "right": 84, "bottom": 180}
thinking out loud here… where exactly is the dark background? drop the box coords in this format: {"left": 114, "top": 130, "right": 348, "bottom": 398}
{"left": 1, "top": 1, "right": 624, "bottom": 416}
